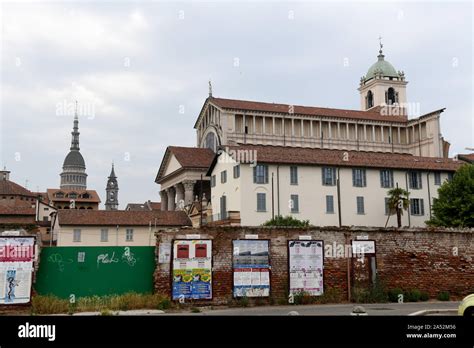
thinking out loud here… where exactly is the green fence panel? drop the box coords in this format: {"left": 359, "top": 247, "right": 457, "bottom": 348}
{"left": 35, "top": 246, "right": 155, "bottom": 298}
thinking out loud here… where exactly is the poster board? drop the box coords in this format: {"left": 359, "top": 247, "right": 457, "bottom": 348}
{"left": 288, "top": 240, "right": 324, "bottom": 296}
{"left": 172, "top": 240, "right": 212, "bottom": 300}
{"left": 0, "top": 237, "right": 35, "bottom": 304}
{"left": 232, "top": 240, "right": 270, "bottom": 297}
{"left": 351, "top": 240, "right": 376, "bottom": 256}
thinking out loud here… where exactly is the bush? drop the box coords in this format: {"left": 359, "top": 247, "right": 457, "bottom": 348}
{"left": 190, "top": 307, "right": 201, "bottom": 313}
{"left": 406, "top": 289, "right": 421, "bottom": 302}
{"left": 157, "top": 298, "right": 172, "bottom": 310}
{"left": 420, "top": 292, "right": 429, "bottom": 301}
{"left": 437, "top": 291, "right": 450, "bottom": 301}
{"left": 262, "top": 215, "right": 310, "bottom": 227}
{"left": 388, "top": 288, "right": 403, "bottom": 303}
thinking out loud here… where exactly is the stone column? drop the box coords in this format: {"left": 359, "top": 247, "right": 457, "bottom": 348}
{"left": 183, "top": 180, "right": 196, "bottom": 206}
{"left": 175, "top": 184, "right": 184, "bottom": 210}
{"left": 167, "top": 187, "right": 176, "bottom": 211}
{"left": 160, "top": 191, "right": 168, "bottom": 211}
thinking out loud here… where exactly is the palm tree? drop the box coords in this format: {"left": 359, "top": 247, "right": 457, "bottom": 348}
{"left": 385, "top": 187, "right": 410, "bottom": 228}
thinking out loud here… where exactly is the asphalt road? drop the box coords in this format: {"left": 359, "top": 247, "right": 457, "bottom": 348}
{"left": 168, "top": 301, "right": 460, "bottom": 316}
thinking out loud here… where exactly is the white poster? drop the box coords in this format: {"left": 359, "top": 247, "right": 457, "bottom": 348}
{"left": 0, "top": 237, "right": 35, "bottom": 304}
{"left": 289, "top": 240, "right": 324, "bottom": 296}
{"left": 352, "top": 240, "right": 376, "bottom": 256}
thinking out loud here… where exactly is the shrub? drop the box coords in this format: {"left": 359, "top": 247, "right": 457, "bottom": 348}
{"left": 157, "top": 298, "right": 172, "bottom": 310}
{"left": 437, "top": 291, "right": 450, "bottom": 301}
{"left": 262, "top": 215, "right": 310, "bottom": 227}
{"left": 190, "top": 307, "right": 201, "bottom": 313}
{"left": 420, "top": 292, "right": 429, "bottom": 301}
{"left": 406, "top": 289, "right": 421, "bottom": 302}
{"left": 388, "top": 288, "right": 403, "bottom": 303}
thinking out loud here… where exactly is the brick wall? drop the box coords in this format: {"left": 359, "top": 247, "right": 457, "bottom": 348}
{"left": 154, "top": 227, "right": 474, "bottom": 305}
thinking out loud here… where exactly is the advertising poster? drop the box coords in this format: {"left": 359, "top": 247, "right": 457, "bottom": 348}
{"left": 172, "top": 240, "right": 212, "bottom": 300}
{"left": 0, "top": 237, "right": 35, "bottom": 304}
{"left": 288, "top": 240, "right": 324, "bottom": 296}
{"left": 233, "top": 240, "right": 270, "bottom": 297}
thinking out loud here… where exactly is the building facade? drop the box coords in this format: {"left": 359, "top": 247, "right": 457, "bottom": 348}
{"left": 207, "top": 145, "right": 462, "bottom": 227}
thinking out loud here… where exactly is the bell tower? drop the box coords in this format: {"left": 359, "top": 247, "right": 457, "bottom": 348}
{"left": 105, "top": 163, "right": 119, "bottom": 210}
{"left": 358, "top": 39, "right": 408, "bottom": 112}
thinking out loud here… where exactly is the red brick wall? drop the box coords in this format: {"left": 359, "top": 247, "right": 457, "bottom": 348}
{"left": 154, "top": 227, "right": 474, "bottom": 304}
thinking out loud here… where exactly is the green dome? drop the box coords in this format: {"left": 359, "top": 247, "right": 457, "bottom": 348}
{"left": 365, "top": 53, "right": 398, "bottom": 81}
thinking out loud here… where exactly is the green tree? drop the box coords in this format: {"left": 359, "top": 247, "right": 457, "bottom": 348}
{"left": 428, "top": 164, "right": 474, "bottom": 227}
{"left": 262, "top": 215, "right": 310, "bottom": 227}
{"left": 385, "top": 187, "right": 410, "bottom": 228}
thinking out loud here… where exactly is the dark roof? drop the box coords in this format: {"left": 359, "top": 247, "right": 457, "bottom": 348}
{"left": 63, "top": 150, "right": 86, "bottom": 168}
{"left": 208, "top": 144, "right": 463, "bottom": 174}
{"left": 57, "top": 210, "right": 191, "bottom": 226}
{"left": 156, "top": 146, "right": 214, "bottom": 182}
{"left": 0, "top": 179, "right": 36, "bottom": 197}
{"left": 458, "top": 153, "right": 474, "bottom": 164}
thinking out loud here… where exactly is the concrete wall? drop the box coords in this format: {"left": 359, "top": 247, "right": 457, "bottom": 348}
{"left": 154, "top": 226, "right": 474, "bottom": 305}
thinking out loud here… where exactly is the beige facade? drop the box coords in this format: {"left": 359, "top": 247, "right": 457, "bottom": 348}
{"left": 209, "top": 148, "right": 459, "bottom": 228}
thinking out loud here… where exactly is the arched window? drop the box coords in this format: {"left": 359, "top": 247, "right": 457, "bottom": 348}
{"left": 366, "top": 90, "right": 374, "bottom": 109}
{"left": 387, "top": 87, "right": 396, "bottom": 105}
{"left": 204, "top": 132, "right": 218, "bottom": 152}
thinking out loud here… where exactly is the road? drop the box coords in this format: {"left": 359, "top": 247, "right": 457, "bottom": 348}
{"left": 167, "top": 301, "right": 460, "bottom": 316}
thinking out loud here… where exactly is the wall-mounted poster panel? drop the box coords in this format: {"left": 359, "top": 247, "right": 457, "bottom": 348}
{"left": 172, "top": 240, "right": 212, "bottom": 300}
{"left": 0, "top": 237, "right": 35, "bottom": 304}
{"left": 233, "top": 240, "right": 270, "bottom": 297}
{"left": 288, "top": 240, "right": 324, "bottom": 296}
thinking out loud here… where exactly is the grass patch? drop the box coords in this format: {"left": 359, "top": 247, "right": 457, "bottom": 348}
{"left": 31, "top": 293, "right": 172, "bottom": 315}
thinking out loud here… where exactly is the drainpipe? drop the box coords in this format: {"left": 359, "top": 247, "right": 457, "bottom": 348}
{"left": 116, "top": 225, "right": 119, "bottom": 246}
{"left": 427, "top": 172, "right": 432, "bottom": 219}
{"left": 337, "top": 168, "right": 342, "bottom": 227}
{"left": 277, "top": 165, "right": 280, "bottom": 216}
{"left": 405, "top": 172, "right": 411, "bottom": 227}
{"left": 345, "top": 232, "right": 351, "bottom": 302}
{"left": 271, "top": 172, "right": 275, "bottom": 219}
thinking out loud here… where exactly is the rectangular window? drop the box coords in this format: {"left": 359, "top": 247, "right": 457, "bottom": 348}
{"left": 352, "top": 169, "right": 367, "bottom": 187}
{"left": 100, "top": 228, "right": 108, "bottom": 242}
{"left": 257, "top": 193, "right": 266, "bottom": 212}
{"left": 126, "top": 228, "right": 134, "bottom": 241}
{"left": 233, "top": 165, "right": 240, "bottom": 178}
{"left": 220, "top": 195, "right": 227, "bottom": 219}
{"left": 434, "top": 172, "right": 441, "bottom": 185}
{"left": 73, "top": 229, "right": 81, "bottom": 242}
{"left": 290, "top": 166, "right": 298, "bottom": 185}
{"left": 211, "top": 175, "right": 216, "bottom": 187}
{"left": 322, "top": 167, "right": 336, "bottom": 186}
{"left": 253, "top": 164, "right": 269, "bottom": 184}
{"left": 384, "top": 197, "right": 390, "bottom": 215}
{"left": 410, "top": 198, "right": 425, "bottom": 216}
{"left": 290, "top": 194, "right": 299, "bottom": 213}
{"left": 447, "top": 172, "right": 454, "bottom": 181}
{"left": 43, "top": 216, "right": 49, "bottom": 222}
{"left": 408, "top": 171, "right": 422, "bottom": 189}
{"left": 326, "top": 195, "right": 334, "bottom": 214}
{"left": 356, "top": 196, "right": 365, "bottom": 214}
{"left": 221, "top": 170, "right": 227, "bottom": 184}
{"left": 380, "top": 169, "right": 394, "bottom": 188}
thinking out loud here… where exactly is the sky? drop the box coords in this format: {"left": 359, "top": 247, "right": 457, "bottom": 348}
{"left": 0, "top": 0, "right": 472, "bottom": 209}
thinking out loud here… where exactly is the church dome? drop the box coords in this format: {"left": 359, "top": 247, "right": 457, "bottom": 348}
{"left": 63, "top": 150, "right": 86, "bottom": 168}
{"left": 366, "top": 56, "right": 398, "bottom": 80}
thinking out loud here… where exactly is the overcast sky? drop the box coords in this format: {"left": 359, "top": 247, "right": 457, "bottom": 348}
{"left": 1, "top": 0, "right": 472, "bottom": 208}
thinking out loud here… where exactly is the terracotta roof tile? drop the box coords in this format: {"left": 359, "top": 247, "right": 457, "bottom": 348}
{"left": 0, "top": 179, "right": 36, "bottom": 197}
{"left": 57, "top": 210, "right": 191, "bottom": 226}
{"left": 47, "top": 189, "right": 101, "bottom": 203}
{"left": 209, "top": 97, "right": 409, "bottom": 123}
{"left": 219, "top": 145, "right": 462, "bottom": 171}
{"left": 458, "top": 153, "right": 474, "bottom": 163}
{"left": 168, "top": 146, "right": 215, "bottom": 169}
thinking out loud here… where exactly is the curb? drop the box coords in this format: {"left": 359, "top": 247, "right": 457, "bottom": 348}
{"left": 408, "top": 309, "right": 458, "bottom": 316}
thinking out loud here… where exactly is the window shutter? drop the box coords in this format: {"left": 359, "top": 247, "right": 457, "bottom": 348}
{"left": 352, "top": 169, "right": 356, "bottom": 186}
{"left": 418, "top": 173, "right": 423, "bottom": 189}
{"left": 420, "top": 199, "right": 424, "bottom": 215}
{"left": 363, "top": 170, "right": 367, "bottom": 187}
{"left": 380, "top": 170, "right": 384, "bottom": 187}
{"left": 265, "top": 165, "right": 269, "bottom": 183}
{"left": 253, "top": 167, "right": 257, "bottom": 183}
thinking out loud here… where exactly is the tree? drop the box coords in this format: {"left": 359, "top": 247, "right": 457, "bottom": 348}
{"left": 427, "top": 164, "right": 474, "bottom": 227}
{"left": 262, "top": 215, "right": 310, "bottom": 227}
{"left": 385, "top": 187, "right": 410, "bottom": 228}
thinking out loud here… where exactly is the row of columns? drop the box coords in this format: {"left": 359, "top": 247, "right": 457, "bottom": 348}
{"left": 160, "top": 180, "right": 196, "bottom": 211}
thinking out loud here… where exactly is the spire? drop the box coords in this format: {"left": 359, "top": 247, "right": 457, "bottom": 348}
{"left": 377, "top": 35, "right": 384, "bottom": 60}
{"left": 70, "top": 100, "right": 80, "bottom": 151}
{"left": 208, "top": 80, "right": 213, "bottom": 97}
{"left": 109, "top": 162, "right": 116, "bottom": 178}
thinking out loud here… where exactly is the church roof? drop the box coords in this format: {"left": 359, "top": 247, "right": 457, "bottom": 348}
{"left": 63, "top": 150, "right": 86, "bottom": 168}
{"left": 47, "top": 188, "right": 101, "bottom": 203}
{"left": 365, "top": 55, "right": 399, "bottom": 81}
{"left": 197, "top": 97, "right": 408, "bottom": 126}
{"left": 208, "top": 144, "right": 463, "bottom": 174}
{"left": 155, "top": 146, "right": 215, "bottom": 183}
